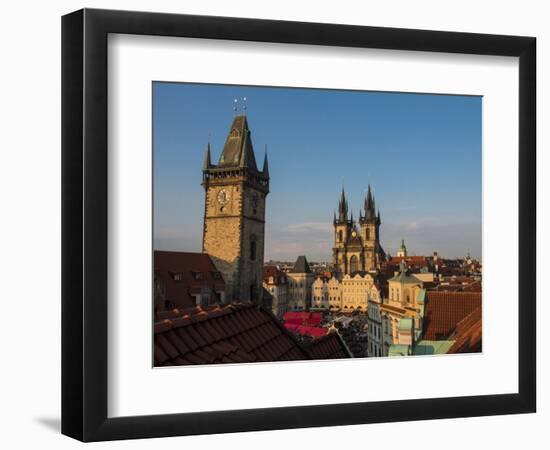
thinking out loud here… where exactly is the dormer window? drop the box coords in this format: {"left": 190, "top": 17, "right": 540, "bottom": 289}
{"left": 192, "top": 271, "right": 203, "bottom": 281}
{"left": 170, "top": 272, "right": 184, "bottom": 282}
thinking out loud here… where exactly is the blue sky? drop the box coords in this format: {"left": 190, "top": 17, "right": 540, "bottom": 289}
{"left": 153, "top": 82, "right": 482, "bottom": 261}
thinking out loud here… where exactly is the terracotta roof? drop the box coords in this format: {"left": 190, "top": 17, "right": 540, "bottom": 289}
{"left": 307, "top": 332, "right": 352, "bottom": 359}
{"left": 462, "top": 280, "right": 482, "bottom": 292}
{"left": 154, "top": 251, "right": 225, "bottom": 310}
{"left": 388, "top": 256, "right": 430, "bottom": 266}
{"left": 447, "top": 306, "right": 482, "bottom": 353}
{"left": 154, "top": 303, "right": 312, "bottom": 366}
{"left": 263, "top": 265, "right": 287, "bottom": 284}
{"left": 154, "top": 303, "right": 352, "bottom": 366}
{"left": 422, "top": 291, "right": 482, "bottom": 340}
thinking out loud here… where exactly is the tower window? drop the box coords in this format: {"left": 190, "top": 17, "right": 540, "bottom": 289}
{"left": 350, "top": 255, "right": 359, "bottom": 274}
{"left": 338, "top": 230, "right": 343, "bottom": 242}
{"left": 250, "top": 239, "right": 257, "bottom": 261}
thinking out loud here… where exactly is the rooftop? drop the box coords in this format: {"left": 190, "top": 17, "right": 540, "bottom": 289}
{"left": 154, "top": 251, "right": 225, "bottom": 309}
{"left": 154, "top": 303, "right": 351, "bottom": 366}
{"left": 422, "top": 291, "right": 482, "bottom": 341}
{"left": 290, "top": 255, "right": 312, "bottom": 274}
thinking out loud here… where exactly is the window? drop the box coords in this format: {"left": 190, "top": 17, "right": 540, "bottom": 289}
{"left": 350, "top": 255, "right": 359, "bottom": 273}
{"left": 250, "top": 239, "right": 257, "bottom": 261}
{"left": 338, "top": 230, "right": 343, "bottom": 242}
{"left": 191, "top": 271, "right": 203, "bottom": 281}
{"left": 171, "top": 272, "right": 183, "bottom": 282}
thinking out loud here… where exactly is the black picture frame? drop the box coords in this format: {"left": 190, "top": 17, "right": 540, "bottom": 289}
{"left": 61, "top": 8, "right": 536, "bottom": 442}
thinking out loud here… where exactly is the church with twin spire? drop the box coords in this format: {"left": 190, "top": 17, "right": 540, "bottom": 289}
{"left": 332, "top": 186, "right": 386, "bottom": 278}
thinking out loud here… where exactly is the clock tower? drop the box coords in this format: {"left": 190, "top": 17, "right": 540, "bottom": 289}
{"left": 201, "top": 113, "right": 269, "bottom": 303}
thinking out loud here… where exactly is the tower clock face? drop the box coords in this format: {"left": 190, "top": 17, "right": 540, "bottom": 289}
{"left": 217, "top": 189, "right": 230, "bottom": 205}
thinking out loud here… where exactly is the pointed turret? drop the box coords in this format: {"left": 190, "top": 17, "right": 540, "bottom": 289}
{"left": 203, "top": 142, "right": 212, "bottom": 170}
{"left": 218, "top": 115, "right": 258, "bottom": 170}
{"left": 262, "top": 146, "right": 269, "bottom": 178}
{"left": 377, "top": 209, "right": 381, "bottom": 224}
{"left": 364, "top": 184, "right": 375, "bottom": 220}
{"left": 338, "top": 188, "right": 349, "bottom": 222}
{"left": 202, "top": 110, "right": 269, "bottom": 194}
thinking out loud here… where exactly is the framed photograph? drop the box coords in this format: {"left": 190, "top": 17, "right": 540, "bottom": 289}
{"left": 62, "top": 8, "right": 536, "bottom": 441}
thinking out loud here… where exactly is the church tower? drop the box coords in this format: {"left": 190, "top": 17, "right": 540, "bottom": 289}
{"left": 332, "top": 185, "right": 385, "bottom": 278}
{"left": 332, "top": 188, "right": 353, "bottom": 277}
{"left": 359, "top": 185, "right": 383, "bottom": 271}
{"left": 202, "top": 112, "right": 269, "bottom": 303}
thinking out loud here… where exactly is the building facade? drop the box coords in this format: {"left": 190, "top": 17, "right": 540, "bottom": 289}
{"left": 202, "top": 114, "right": 269, "bottom": 303}
{"left": 312, "top": 272, "right": 380, "bottom": 312}
{"left": 367, "top": 285, "right": 384, "bottom": 357}
{"left": 263, "top": 265, "right": 289, "bottom": 317}
{"left": 287, "top": 256, "right": 315, "bottom": 310}
{"left": 332, "top": 186, "right": 385, "bottom": 278}
{"left": 380, "top": 261, "right": 423, "bottom": 355}
{"left": 341, "top": 272, "right": 376, "bottom": 312}
{"left": 153, "top": 251, "right": 226, "bottom": 312}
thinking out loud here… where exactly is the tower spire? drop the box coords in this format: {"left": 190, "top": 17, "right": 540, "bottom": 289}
{"left": 338, "top": 187, "right": 348, "bottom": 222}
{"left": 365, "top": 184, "right": 375, "bottom": 220}
{"left": 262, "top": 145, "right": 269, "bottom": 177}
{"left": 203, "top": 141, "right": 212, "bottom": 170}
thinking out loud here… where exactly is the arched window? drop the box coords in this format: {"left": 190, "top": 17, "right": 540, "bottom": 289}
{"left": 365, "top": 228, "right": 370, "bottom": 240}
{"left": 350, "top": 255, "right": 359, "bottom": 273}
{"left": 338, "top": 230, "right": 343, "bottom": 242}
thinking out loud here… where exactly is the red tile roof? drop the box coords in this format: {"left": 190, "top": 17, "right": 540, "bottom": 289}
{"left": 154, "top": 251, "right": 225, "bottom": 310}
{"left": 462, "top": 280, "right": 482, "bottom": 292}
{"left": 387, "top": 256, "right": 432, "bottom": 272}
{"left": 263, "top": 265, "right": 287, "bottom": 285}
{"left": 306, "top": 332, "right": 352, "bottom": 359}
{"left": 422, "top": 291, "right": 482, "bottom": 340}
{"left": 448, "top": 306, "right": 482, "bottom": 353}
{"left": 154, "top": 303, "right": 351, "bottom": 366}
